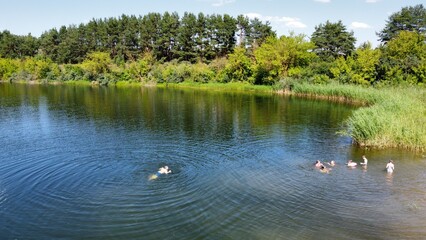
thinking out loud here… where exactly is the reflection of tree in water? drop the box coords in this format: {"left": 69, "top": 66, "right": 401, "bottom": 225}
{"left": 385, "top": 171, "right": 393, "bottom": 187}
{"left": 15, "top": 84, "right": 355, "bottom": 139}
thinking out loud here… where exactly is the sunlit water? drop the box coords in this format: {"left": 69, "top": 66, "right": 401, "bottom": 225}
{"left": 0, "top": 83, "right": 425, "bottom": 239}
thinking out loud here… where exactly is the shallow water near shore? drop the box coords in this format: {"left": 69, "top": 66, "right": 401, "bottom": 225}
{"left": 1, "top": 83, "right": 425, "bottom": 239}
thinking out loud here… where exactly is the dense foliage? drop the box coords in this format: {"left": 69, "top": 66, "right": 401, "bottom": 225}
{"left": 0, "top": 6, "right": 425, "bottom": 87}
{"left": 0, "top": 12, "right": 274, "bottom": 64}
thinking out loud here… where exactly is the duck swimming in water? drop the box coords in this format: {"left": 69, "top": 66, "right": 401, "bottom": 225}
{"left": 347, "top": 160, "right": 357, "bottom": 167}
{"left": 149, "top": 166, "right": 172, "bottom": 180}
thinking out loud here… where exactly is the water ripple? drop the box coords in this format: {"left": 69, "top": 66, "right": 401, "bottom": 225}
{"left": 2, "top": 85, "right": 426, "bottom": 239}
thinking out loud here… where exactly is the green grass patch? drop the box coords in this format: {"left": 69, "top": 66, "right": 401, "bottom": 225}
{"left": 114, "top": 81, "right": 146, "bottom": 88}
{"left": 158, "top": 82, "right": 274, "bottom": 93}
{"left": 62, "top": 80, "right": 92, "bottom": 86}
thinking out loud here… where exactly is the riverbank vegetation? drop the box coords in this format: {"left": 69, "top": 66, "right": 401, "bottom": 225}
{"left": 291, "top": 83, "right": 425, "bottom": 152}
{"left": 0, "top": 5, "right": 425, "bottom": 151}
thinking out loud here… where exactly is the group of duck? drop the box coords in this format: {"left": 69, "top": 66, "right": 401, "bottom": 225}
{"left": 315, "top": 155, "right": 395, "bottom": 173}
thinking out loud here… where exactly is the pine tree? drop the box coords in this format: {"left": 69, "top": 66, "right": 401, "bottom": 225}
{"left": 311, "top": 20, "right": 356, "bottom": 61}
{"left": 378, "top": 4, "right": 426, "bottom": 43}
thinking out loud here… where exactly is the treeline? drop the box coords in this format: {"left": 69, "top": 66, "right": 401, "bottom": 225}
{"left": 0, "top": 12, "right": 274, "bottom": 64}
{"left": 0, "top": 5, "right": 425, "bottom": 86}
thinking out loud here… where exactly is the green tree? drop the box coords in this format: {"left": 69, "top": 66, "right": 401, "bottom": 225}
{"left": 81, "top": 51, "right": 112, "bottom": 78}
{"left": 176, "top": 12, "right": 198, "bottom": 62}
{"left": 378, "top": 31, "right": 426, "bottom": 85}
{"left": 84, "top": 19, "right": 99, "bottom": 53}
{"left": 205, "top": 14, "right": 219, "bottom": 60}
{"left": 194, "top": 13, "right": 210, "bottom": 62}
{"left": 106, "top": 17, "right": 120, "bottom": 60}
{"left": 311, "top": 20, "right": 356, "bottom": 61}
{"left": 353, "top": 42, "right": 381, "bottom": 84}
{"left": 126, "top": 51, "right": 155, "bottom": 82}
{"left": 95, "top": 18, "right": 109, "bottom": 53}
{"left": 0, "top": 58, "right": 19, "bottom": 80}
{"left": 39, "top": 29, "right": 60, "bottom": 62}
{"left": 223, "top": 46, "right": 253, "bottom": 83}
{"left": 220, "top": 14, "right": 238, "bottom": 57}
{"left": 0, "top": 31, "right": 38, "bottom": 58}
{"left": 330, "top": 42, "right": 381, "bottom": 85}
{"left": 378, "top": 4, "right": 426, "bottom": 43}
{"left": 115, "top": 15, "right": 132, "bottom": 62}
{"left": 208, "top": 57, "right": 228, "bottom": 81}
{"left": 236, "top": 15, "right": 250, "bottom": 47}
{"left": 121, "top": 14, "right": 141, "bottom": 62}
{"left": 20, "top": 57, "right": 59, "bottom": 80}
{"left": 247, "top": 18, "right": 276, "bottom": 50}
{"left": 187, "top": 62, "right": 214, "bottom": 83}
{"left": 207, "top": 14, "right": 237, "bottom": 58}
{"left": 17, "top": 34, "right": 39, "bottom": 57}
{"left": 0, "top": 31, "right": 18, "bottom": 58}
{"left": 157, "top": 12, "right": 180, "bottom": 61}
{"left": 140, "top": 13, "right": 161, "bottom": 59}
{"left": 56, "top": 25, "right": 86, "bottom": 64}
{"left": 1, "top": 12, "right": 278, "bottom": 67}
{"left": 253, "top": 34, "right": 316, "bottom": 84}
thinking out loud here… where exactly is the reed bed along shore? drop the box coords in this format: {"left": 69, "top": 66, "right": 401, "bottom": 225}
{"left": 290, "top": 83, "right": 426, "bottom": 152}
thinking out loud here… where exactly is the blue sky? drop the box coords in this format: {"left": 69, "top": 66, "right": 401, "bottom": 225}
{"left": 0, "top": 0, "right": 423, "bottom": 47}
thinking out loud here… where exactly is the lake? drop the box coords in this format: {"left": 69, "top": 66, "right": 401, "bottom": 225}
{"left": 0, "top": 83, "right": 425, "bottom": 239}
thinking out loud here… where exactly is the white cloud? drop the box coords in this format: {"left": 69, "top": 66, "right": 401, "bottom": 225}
{"left": 245, "top": 13, "right": 307, "bottom": 29}
{"left": 350, "top": 22, "right": 372, "bottom": 29}
{"left": 314, "top": 0, "right": 331, "bottom": 3}
{"left": 365, "top": 0, "right": 379, "bottom": 3}
{"left": 245, "top": 13, "right": 263, "bottom": 19}
{"left": 211, "top": 0, "right": 236, "bottom": 7}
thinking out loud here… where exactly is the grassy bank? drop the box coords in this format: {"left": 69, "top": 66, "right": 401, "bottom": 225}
{"left": 157, "top": 82, "right": 274, "bottom": 93}
{"left": 290, "top": 83, "right": 426, "bottom": 152}
{"left": 3, "top": 79, "right": 275, "bottom": 93}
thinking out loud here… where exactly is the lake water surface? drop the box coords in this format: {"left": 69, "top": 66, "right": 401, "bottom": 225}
{"left": 1, "top": 83, "right": 425, "bottom": 239}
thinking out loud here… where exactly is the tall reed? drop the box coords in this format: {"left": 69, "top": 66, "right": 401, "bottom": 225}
{"left": 291, "top": 83, "right": 426, "bottom": 152}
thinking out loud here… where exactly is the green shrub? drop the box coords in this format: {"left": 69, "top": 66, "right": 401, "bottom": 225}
{"left": 0, "top": 58, "right": 19, "bottom": 80}
{"left": 59, "top": 64, "right": 85, "bottom": 81}
{"left": 187, "top": 62, "right": 214, "bottom": 83}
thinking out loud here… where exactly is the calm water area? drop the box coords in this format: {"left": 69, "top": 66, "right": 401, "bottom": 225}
{"left": 0, "top": 83, "right": 425, "bottom": 239}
